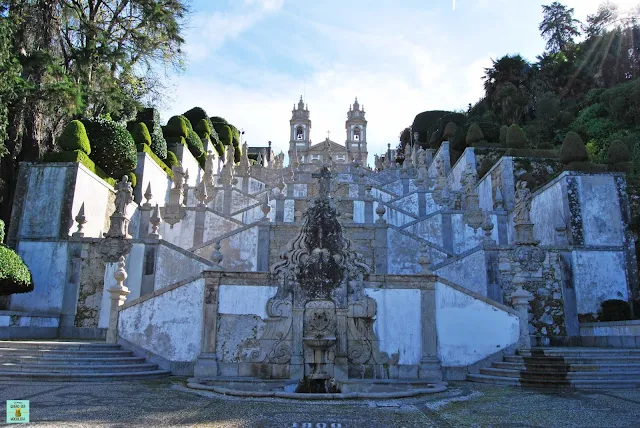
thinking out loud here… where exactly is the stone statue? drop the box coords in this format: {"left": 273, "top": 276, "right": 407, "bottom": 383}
{"left": 436, "top": 157, "right": 445, "bottom": 177}
{"left": 417, "top": 147, "right": 426, "bottom": 166}
{"left": 115, "top": 175, "right": 133, "bottom": 215}
{"left": 374, "top": 154, "right": 382, "bottom": 171}
{"left": 514, "top": 180, "right": 532, "bottom": 224}
{"left": 204, "top": 151, "right": 215, "bottom": 187}
{"left": 172, "top": 166, "right": 184, "bottom": 190}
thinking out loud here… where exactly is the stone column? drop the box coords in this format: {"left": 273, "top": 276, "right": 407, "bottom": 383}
{"left": 374, "top": 221, "right": 388, "bottom": 275}
{"left": 137, "top": 184, "right": 153, "bottom": 239}
{"left": 418, "top": 250, "right": 442, "bottom": 380}
{"left": 106, "top": 257, "right": 130, "bottom": 344}
{"left": 417, "top": 189, "right": 427, "bottom": 218}
{"left": 510, "top": 285, "right": 533, "bottom": 350}
{"left": 223, "top": 185, "right": 233, "bottom": 216}
{"left": 256, "top": 220, "right": 271, "bottom": 271}
{"left": 194, "top": 274, "right": 221, "bottom": 377}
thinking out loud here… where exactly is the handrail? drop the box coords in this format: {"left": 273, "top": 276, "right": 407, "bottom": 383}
{"left": 188, "top": 219, "right": 266, "bottom": 252}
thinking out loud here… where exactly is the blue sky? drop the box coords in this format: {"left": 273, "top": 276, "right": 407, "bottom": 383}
{"left": 160, "top": 0, "right": 637, "bottom": 164}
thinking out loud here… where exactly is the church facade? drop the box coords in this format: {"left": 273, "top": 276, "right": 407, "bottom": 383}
{"left": 288, "top": 96, "right": 368, "bottom": 166}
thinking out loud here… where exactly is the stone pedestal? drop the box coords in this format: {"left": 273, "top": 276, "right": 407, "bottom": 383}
{"left": 511, "top": 285, "right": 533, "bottom": 350}
{"left": 194, "top": 278, "right": 221, "bottom": 377}
{"left": 106, "top": 257, "right": 130, "bottom": 344}
{"left": 418, "top": 285, "right": 442, "bottom": 380}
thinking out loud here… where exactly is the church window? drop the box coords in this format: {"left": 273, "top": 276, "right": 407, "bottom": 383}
{"left": 353, "top": 127, "right": 361, "bottom": 141}
{"left": 296, "top": 126, "right": 304, "bottom": 140}
{"left": 336, "top": 154, "right": 345, "bottom": 161}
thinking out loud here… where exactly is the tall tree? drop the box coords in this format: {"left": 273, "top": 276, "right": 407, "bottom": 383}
{"left": 582, "top": 1, "right": 619, "bottom": 38}
{"left": 539, "top": 2, "right": 581, "bottom": 53}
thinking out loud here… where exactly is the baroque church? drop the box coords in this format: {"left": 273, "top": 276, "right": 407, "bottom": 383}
{"left": 287, "top": 96, "right": 368, "bottom": 166}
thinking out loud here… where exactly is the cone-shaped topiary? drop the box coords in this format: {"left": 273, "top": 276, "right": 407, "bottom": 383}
{"left": 165, "top": 116, "right": 189, "bottom": 138}
{"left": 506, "top": 124, "right": 527, "bottom": 149}
{"left": 607, "top": 140, "right": 631, "bottom": 164}
{"left": 210, "top": 116, "right": 228, "bottom": 125}
{"left": 560, "top": 131, "right": 589, "bottom": 164}
{"left": 466, "top": 123, "right": 485, "bottom": 145}
{"left": 59, "top": 120, "right": 91, "bottom": 155}
{"left": 499, "top": 125, "right": 508, "bottom": 146}
{"left": 195, "top": 119, "right": 212, "bottom": 139}
{"left": 135, "top": 108, "right": 167, "bottom": 160}
{"left": 0, "top": 220, "right": 33, "bottom": 296}
{"left": 165, "top": 151, "right": 179, "bottom": 168}
{"left": 180, "top": 115, "right": 193, "bottom": 131}
{"left": 131, "top": 122, "right": 152, "bottom": 146}
{"left": 183, "top": 107, "right": 211, "bottom": 132}
{"left": 442, "top": 122, "right": 457, "bottom": 141}
{"left": 186, "top": 129, "right": 205, "bottom": 159}
{"left": 81, "top": 118, "right": 137, "bottom": 178}
{"left": 219, "top": 124, "right": 233, "bottom": 147}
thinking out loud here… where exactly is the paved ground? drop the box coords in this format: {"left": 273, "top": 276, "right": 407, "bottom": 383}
{"left": 2, "top": 378, "right": 640, "bottom": 427}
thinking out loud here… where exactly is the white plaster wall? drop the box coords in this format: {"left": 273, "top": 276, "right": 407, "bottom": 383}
{"left": 371, "top": 188, "right": 393, "bottom": 202}
{"left": 393, "top": 193, "right": 419, "bottom": 216}
{"left": 435, "top": 250, "right": 488, "bottom": 296}
{"left": 578, "top": 175, "right": 624, "bottom": 246}
{"left": 125, "top": 243, "right": 145, "bottom": 301}
{"left": 382, "top": 180, "right": 403, "bottom": 196}
{"left": 19, "top": 166, "right": 67, "bottom": 238}
{"left": 178, "top": 147, "right": 201, "bottom": 187}
{"left": 572, "top": 250, "right": 628, "bottom": 315}
{"left": 99, "top": 261, "right": 118, "bottom": 328}
{"left": 118, "top": 278, "right": 204, "bottom": 362}
{"left": 410, "top": 215, "right": 443, "bottom": 245}
{"left": 374, "top": 201, "right": 415, "bottom": 227}
{"left": 477, "top": 171, "right": 493, "bottom": 212}
{"left": 218, "top": 285, "right": 277, "bottom": 318}
{"left": 387, "top": 229, "right": 447, "bottom": 273}
{"left": 135, "top": 153, "right": 171, "bottom": 207}
{"left": 365, "top": 288, "right": 422, "bottom": 365}
{"left": 448, "top": 148, "right": 476, "bottom": 193}
{"left": 10, "top": 241, "right": 68, "bottom": 313}
{"left": 435, "top": 282, "right": 519, "bottom": 366}
{"left": 219, "top": 226, "right": 259, "bottom": 271}
{"left": 154, "top": 245, "right": 209, "bottom": 290}
{"left": 248, "top": 178, "right": 265, "bottom": 194}
{"left": 451, "top": 214, "right": 487, "bottom": 253}
{"left": 70, "top": 165, "right": 113, "bottom": 238}
{"left": 203, "top": 211, "right": 240, "bottom": 243}
{"left": 530, "top": 180, "right": 565, "bottom": 245}
{"left": 231, "top": 190, "right": 259, "bottom": 213}
{"left": 234, "top": 205, "right": 264, "bottom": 224}
{"left": 159, "top": 210, "right": 196, "bottom": 249}
{"left": 428, "top": 142, "right": 451, "bottom": 177}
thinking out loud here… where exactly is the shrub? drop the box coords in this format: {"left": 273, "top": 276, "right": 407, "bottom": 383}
{"left": 43, "top": 149, "right": 116, "bottom": 186}
{"left": 210, "top": 116, "right": 228, "bottom": 125}
{"left": 599, "top": 299, "right": 632, "bottom": 322}
{"left": 165, "top": 115, "right": 189, "bottom": 138}
{"left": 0, "top": 219, "right": 4, "bottom": 243}
{"left": 137, "top": 144, "right": 174, "bottom": 179}
{"left": 195, "top": 118, "right": 212, "bottom": 139}
{"left": 466, "top": 123, "right": 484, "bottom": 145}
{"left": 135, "top": 108, "right": 167, "bottom": 160}
{"left": 131, "top": 122, "right": 152, "bottom": 146}
{"left": 429, "top": 130, "right": 441, "bottom": 149}
{"left": 442, "top": 122, "right": 457, "bottom": 141}
{"left": 0, "top": 244, "right": 33, "bottom": 296}
{"left": 165, "top": 150, "right": 179, "bottom": 168}
{"left": 560, "top": 131, "right": 589, "bottom": 164}
{"left": 183, "top": 107, "right": 210, "bottom": 127}
{"left": 506, "top": 124, "right": 527, "bottom": 149}
{"left": 59, "top": 120, "right": 91, "bottom": 155}
{"left": 180, "top": 115, "right": 193, "bottom": 131}
{"left": 81, "top": 118, "right": 137, "bottom": 178}
{"left": 476, "top": 122, "right": 500, "bottom": 143}
{"left": 126, "top": 172, "right": 137, "bottom": 188}
{"left": 499, "top": 125, "right": 508, "bottom": 146}
{"left": 607, "top": 140, "right": 631, "bottom": 164}
{"left": 451, "top": 125, "right": 468, "bottom": 152}
{"left": 219, "top": 124, "right": 233, "bottom": 147}
{"left": 186, "top": 129, "right": 205, "bottom": 159}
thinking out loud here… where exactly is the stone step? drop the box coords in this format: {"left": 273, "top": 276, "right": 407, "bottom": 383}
{"left": 493, "top": 361, "right": 640, "bottom": 372}
{"left": 480, "top": 367, "right": 640, "bottom": 380}
{"left": 467, "top": 374, "right": 640, "bottom": 389}
{"left": 504, "top": 355, "right": 640, "bottom": 364}
{"left": 0, "top": 348, "right": 134, "bottom": 358}
{"left": 0, "top": 355, "right": 147, "bottom": 365}
{"left": 0, "top": 362, "right": 159, "bottom": 373}
{"left": 0, "top": 369, "right": 171, "bottom": 382}
{"left": 519, "top": 347, "right": 640, "bottom": 356}
{"left": 0, "top": 341, "right": 119, "bottom": 350}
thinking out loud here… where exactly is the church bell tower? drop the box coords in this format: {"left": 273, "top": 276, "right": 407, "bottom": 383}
{"left": 289, "top": 96, "right": 311, "bottom": 164}
{"left": 345, "top": 97, "right": 368, "bottom": 164}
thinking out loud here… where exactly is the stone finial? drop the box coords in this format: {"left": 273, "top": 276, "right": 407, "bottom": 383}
{"left": 375, "top": 204, "right": 387, "bottom": 224}
{"left": 196, "top": 179, "right": 208, "bottom": 207}
{"left": 418, "top": 245, "right": 433, "bottom": 275}
{"left": 211, "top": 241, "right": 223, "bottom": 266}
{"left": 261, "top": 193, "right": 271, "bottom": 220}
{"left": 510, "top": 285, "right": 533, "bottom": 350}
{"left": 106, "top": 255, "right": 130, "bottom": 344}
{"left": 72, "top": 203, "right": 87, "bottom": 237}
{"left": 481, "top": 214, "right": 496, "bottom": 247}
{"left": 143, "top": 183, "right": 153, "bottom": 208}
{"left": 114, "top": 256, "right": 128, "bottom": 285}
{"left": 183, "top": 169, "right": 190, "bottom": 193}
{"left": 172, "top": 166, "right": 185, "bottom": 190}
{"left": 148, "top": 204, "right": 163, "bottom": 239}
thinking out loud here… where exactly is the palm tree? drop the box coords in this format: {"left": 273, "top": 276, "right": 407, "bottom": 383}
{"left": 539, "top": 2, "right": 581, "bottom": 53}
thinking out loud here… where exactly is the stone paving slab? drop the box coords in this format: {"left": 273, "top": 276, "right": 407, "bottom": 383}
{"left": 1, "top": 378, "right": 640, "bottom": 427}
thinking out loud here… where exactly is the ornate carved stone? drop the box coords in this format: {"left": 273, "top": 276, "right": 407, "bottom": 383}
{"left": 72, "top": 203, "right": 87, "bottom": 237}
{"left": 514, "top": 246, "right": 546, "bottom": 272}
{"left": 98, "top": 237, "right": 132, "bottom": 262}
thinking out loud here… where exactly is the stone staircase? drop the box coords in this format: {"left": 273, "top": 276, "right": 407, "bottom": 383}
{"left": 0, "top": 340, "right": 170, "bottom": 381}
{"left": 468, "top": 347, "right": 640, "bottom": 389}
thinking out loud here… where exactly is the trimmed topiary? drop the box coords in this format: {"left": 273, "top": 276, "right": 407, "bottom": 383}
{"left": 126, "top": 172, "right": 137, "bottom": 188}
{"left": 466, "top": 123, "right": 484, "bottom": 145}
{"left": 429, "top": 130, "right": 440, "bottom": 149}
{"left": 165, "top": 151, "right": 179, "bottom": 168}
{"left": 506, "top": 124, "right": 527, "bottom": 149}
{"left": 210, "top": 116, "right": 228, "bottom": 125}
{"left": 607, "top": 140, "right": 631, "bottom": 164}
{"left": 165, "top": 115, "right": 189, "bottom": 138}
{"left": 219, "top": 124, "right": 233, "bottom": 147}
{"left": 195, "top": 119, "right": 212, "bottom": 139}
{"left": 560, "top": 131, "right": 589, "bottom": 164}
{"left": 59, "top": 120, "right": 91, "bottom": 155}
{"left": 442, "top": 122, "right": 457, "bottom": 141}
{"left": 135, "top": 108, "right": 168, "bottom": 160}
{"left": 131, "top": 122, "right": 152, "bottom": 146}
{"left": 0, "top": 245, "right": 33, "bottom": 296}
{"left": 186, "top": 129, "right": 205, "bottom": 159}
{"left": 180, "top": 115, "right": 193, "bottom": 131}
{"left": 499, "top": 125, "right": 508, "bottom": 146}
{"left": 599, "top": 299, "right": 632, "bottom": 322}
{"left": 81, "top": 118, "right": 137, "bottom": 179}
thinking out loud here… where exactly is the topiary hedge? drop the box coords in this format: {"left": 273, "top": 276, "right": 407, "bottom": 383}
{"left": 506, "top": 124, "right": 527, "bottom": 149}
{"left": 560, "top": 131, "right": 589, "bottom": 164}
{"left": 43, "top": 150, "right": 116, "bottom": 186}
{"left": 210, "top": 116, "right": 228, "bottom": 125}
{"left": 0, "top": 220, "right": 34, "bottom": 296}
{"left": 58, "top": 120, "right": 91, "bottom": 155}
{"left": 195, "top": 118, "right": 212, "bottom": 139}
{"left": 186, "top": 129, "right": 205, "bottom": 159}
{"left": 599, "top": 299, "right": 632, "bottom": 321}
{"left": 466, "top": 123, "right": 484, "bottom": 145}
{"left": 81, "top": 118, "right": 137, "bottom": 179}
{"left": 131, "top": 122, "right": 152, "bottom": 146}
{"left": 442, "top": 122, "right": 457, "bottom": 141}
{"left": 607, "top": 140, "right": 631, "bottom": 164}
{"left": 165, "top": 115, "right": 189, "bottom": 139}
{"left": 165, "top": 150, "right": 179, "bottom": 168}
{"left": 135, "top": 108, "right": 167, "bottom": 160}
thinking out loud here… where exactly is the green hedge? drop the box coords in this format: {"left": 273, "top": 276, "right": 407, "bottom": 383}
{"left": 43, "top": 150, "right": 116, "bottom": 186}
{"left": 165, "top": 116, "right": 189, "bottom": 138}
{"left": 186, "top": 129, "right": 205, "bottom": 159}
{"left": 507, "top": 124, "right": 527, "bottom": 149}
{"left": 59, "top": 120, "right": 91, "bottom": 155}
{"left": 135, "top": 108, "right": 167, "bottom": 160}
{"left": 131, "top": 122, "right": 152, "bottom": 146}
{"left": 560, "top": 131, "right": 589, "bottom": 164}
{"left": 195, "top": 118, "right": 212, "bottom": 139}
{"left": 165, "top": 150, "right": 179, "bottom": 168}
{"left": 0, "top": 244, "right": 33, "bottom": 296}
{"left": 81, "top": 118, "right": 137, "bottom": 179}
{"left": 137, "top": 144, "right": 174, "bottom": 179}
